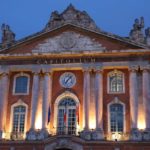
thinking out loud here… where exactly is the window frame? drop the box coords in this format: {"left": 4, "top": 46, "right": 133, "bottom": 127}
{"left": 107, "top": 97, "right": 126, "bottom": 133}
{"left": 107, "top": 70, "right": 125, "bottom": 94}
{"left": 10, "top": 99, "right": 28, "bottom": 138}
{"left": 13, "top": 73, "right": 30, "bottom": 95}
{"left": 57, "top": 98, "right": 77, "bottom": 135}
{"left": 54, "top": 91, "right": 80, "bottom": 135}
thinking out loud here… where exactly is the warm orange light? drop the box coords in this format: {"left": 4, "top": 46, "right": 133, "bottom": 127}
{"left": 138, "top": 120, "right": 146, "bottom": 130}
{"left": 2, "top": 132, "right": 5, "bottom": 139}
{"left": 89, "top": 118, "right": 96, "bottom": 130}
{"left": 35, "top": 111, "right": 42, "bottom": 129}
{"left": 35, "top": 98, "right": 42, "bottom": 129}
{"left": 112, "top": 132, "right": 122, "bottom": 141}
{"left": 35, "top": 115, "right": 42, "bottom": 129}
{"left": 138, "top": 107, "right": 146, "bottom": 130}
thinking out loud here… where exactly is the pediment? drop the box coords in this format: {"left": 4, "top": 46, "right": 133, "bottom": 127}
{"left": 0, "top": 24, "right": 145, "bottom": 55}
{"left": 32, "top": 31, "right": 106, "bottom": 53}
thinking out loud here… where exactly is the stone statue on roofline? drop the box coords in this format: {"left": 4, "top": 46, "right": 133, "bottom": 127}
{"left": 45, "top": 11, "right": 63, "bottom": 30}
{"left": 44, "top": 4, "right": 100, "bottom": 32}
{"left": 145, "top": 27, "right": 150, "bottom": 46}
{"left": 1, "top": 23, "right": 15, "bottom": 48}
{"left": 129, "top": 17, "right": 145, "bottom": 43}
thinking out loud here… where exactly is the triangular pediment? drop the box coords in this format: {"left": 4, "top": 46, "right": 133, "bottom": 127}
{"left": 32, "top": 31, "right": 106, "bottom": 53}
{"left": 0, "top": 24, "right": 146, "bottom": 54}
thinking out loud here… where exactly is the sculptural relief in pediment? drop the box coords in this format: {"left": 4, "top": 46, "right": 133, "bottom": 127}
{"left": 32, "top": 31, "right": 106, "bottom": 53}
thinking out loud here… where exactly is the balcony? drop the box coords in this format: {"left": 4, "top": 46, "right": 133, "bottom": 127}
{"left": 52, "top": 126, "right": 79, "bottom": 136}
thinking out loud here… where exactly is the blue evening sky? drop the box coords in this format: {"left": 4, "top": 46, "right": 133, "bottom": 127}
{"left": 0, "top": 0, "right": 150, "bottom": 40}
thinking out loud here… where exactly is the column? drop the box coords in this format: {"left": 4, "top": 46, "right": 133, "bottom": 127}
{"left": 95, "top": 69, "right": 103, "bottom": 130}
{"left": 83, "top": 68, "right": 90, "bottom": 130}
{"left": 42, "top": 72, "right": 52, "bottom": 130}
{"left": 30, "top": 72, "right": 40, "bottom": 129}
{"left": 90, "top": 68, "right": 104, "bottom": 140}
{"left": 142, "top": 67, "right": 150, "bottom": 129}
{"left": 0, "top": 73, "right": 9, "bottom": 139}
{"left": 129, "top": 67, "right": 138, "bottom": 129}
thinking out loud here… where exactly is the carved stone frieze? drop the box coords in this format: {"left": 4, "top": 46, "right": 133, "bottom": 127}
{"left": 32, "top": 31, "right": 106, "bottom": 53}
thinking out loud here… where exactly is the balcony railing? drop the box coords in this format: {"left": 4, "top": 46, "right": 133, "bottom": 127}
{"left": 10, "top": 132, "right": 25, "bottom": 140}
{"left": 2, "top": 132, "right": 25, "bottom": 140}
{"left": 56, "top": 127, "right": 78, "bottom": 135}
{"left": 52, "top": 126, "right": 79, "bottom": 136}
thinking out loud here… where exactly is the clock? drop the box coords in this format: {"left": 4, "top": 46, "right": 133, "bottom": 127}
{"left": 60, "top": 72, "right": 76, "bottom": 88}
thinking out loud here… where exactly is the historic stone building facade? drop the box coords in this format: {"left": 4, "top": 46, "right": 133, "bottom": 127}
{"left": 0, "top": 4, "right": 150, "bottom": 150}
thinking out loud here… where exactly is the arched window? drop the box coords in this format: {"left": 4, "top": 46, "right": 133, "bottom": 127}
{"left": 110, "top": 104, "right": 124, "bottom": 132}
{"left": 108, "top": 70, "right": 124, "bottom": 93}
{"left": 12, "top": 105, "right": 26, "bottom": 134}
{"left": 10, "top": 100, "right": 28, "bottom": 140}
{"left": 57, "top": 97, "right": 77, "bottom": 135}
{"left": 13, "top": 74, "right": 29, "bottom": 94}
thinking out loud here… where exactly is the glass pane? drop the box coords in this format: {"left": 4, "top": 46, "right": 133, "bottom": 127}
{"left": 59, "top": 97, "right": 76, "bottom": 106}
{"left": 110, "top": 104, "right": 123, "bottom": 132}
{"left": 57, "top": 98, "right": 77, "bottom": 135}
{"left": 68, "top": 109, "right": 76, "bottom": 135}
{"left": 57, "top": 109, "right": 65, "bottom": 134}
{"left": 15, "top": 76, "right": 28, "bottom": 93}
{"left": 12, "top": 106, "right": 26, "bottom": 133}
{"left": 109, "top": 72, "right": 123, "bottom": 93}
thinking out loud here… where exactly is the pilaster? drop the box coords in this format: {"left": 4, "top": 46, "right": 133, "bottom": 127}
{"left": 92, "top": 67, "right": 104, "bottom": 140}
{"left": 41, "top": 71, "right": 52, "bottom": 139}
{"left": 141, "top": 66, "right": 150, "bottom": 140}
{"left": 0, "top": 72, "right": 9, "bottom": 139}
{"left": 80, "top": 67, "right": 91, "bottom": 140}
{"left": 26, "top": 71, "right": 40, "bottom": 140}
{"left": 129, "top": 66, "right": 141, "bottom": 140}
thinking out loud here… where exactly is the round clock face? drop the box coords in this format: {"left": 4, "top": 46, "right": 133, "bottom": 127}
{"left": 60, "top": 72, "right": 76, "bottom": 88}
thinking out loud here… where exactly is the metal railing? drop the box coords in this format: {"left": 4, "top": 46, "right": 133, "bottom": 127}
{"left": 51, "top": 126, "right": 80, "bottom": 136}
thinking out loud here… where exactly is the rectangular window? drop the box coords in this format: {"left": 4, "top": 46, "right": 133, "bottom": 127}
{"left": 15, "top": 76, "right": 28, "bottom": 94}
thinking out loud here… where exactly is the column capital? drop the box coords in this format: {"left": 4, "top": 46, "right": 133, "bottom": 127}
{"left": 43, "top": 72, "right": 50, "bottom": 76}
{"left": 93, "top": 67, "right": 103, "bottom": 73}
{"left": 43, "top": 71, "right": 52, "bottom": 76}
{"left": 82, "top": 67, "right": 92, "bottom": 73}
{"left": 32, "top": 71, "right": 40, "bottom": 76}
{"left": 129, "top": 66, "right": 139, "bottom": 73}
{"left": 1, "top": 72, "right": 9, "bottom": 77}
{"left": 140, "top": 66, "right": 150, "bottom": 72}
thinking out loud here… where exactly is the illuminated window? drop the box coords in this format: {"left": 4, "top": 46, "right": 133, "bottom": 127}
{"left": 108, "top": 70, "right": 124, "bottom": 93}
{"left": 57, "top": 97, "right": 77, "bottom": 135}
{"left": 12, "top": 105, "right": 26, "bottom": 134}
{"left": 110, "top": 104, "right": 124, "bottom": 132}
{"left": 13, "top": 74, "right": 29, "bottom": 94}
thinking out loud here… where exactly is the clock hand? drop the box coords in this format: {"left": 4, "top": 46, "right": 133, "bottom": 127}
{"left": 65, "top": 76, "right": 72, "bottom": 84}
